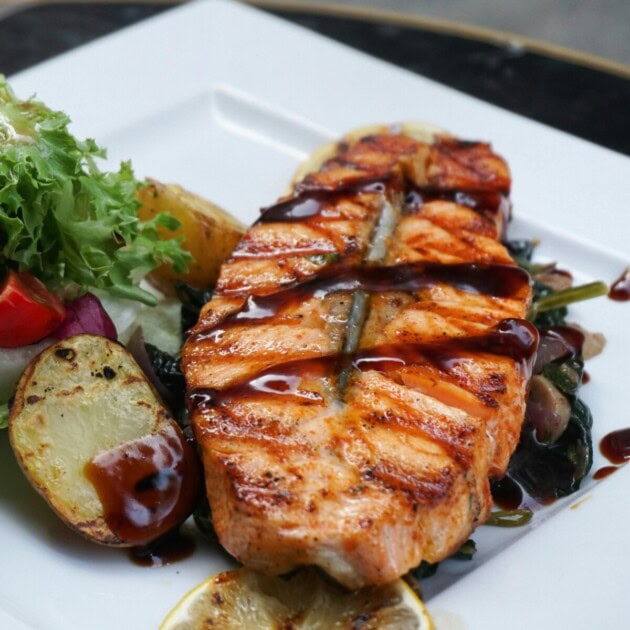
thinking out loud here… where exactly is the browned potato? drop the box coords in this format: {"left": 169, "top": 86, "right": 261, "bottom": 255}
{"left": 8, "top": 334, "right": 198, "bottom": 546}
{"left": 137, "top": 179, "right": 246, "bottom": 289}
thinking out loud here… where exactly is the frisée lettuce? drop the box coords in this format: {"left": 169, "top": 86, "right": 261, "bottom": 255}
{"left": 0, "top": 75, "right": 191, "bottom": 305}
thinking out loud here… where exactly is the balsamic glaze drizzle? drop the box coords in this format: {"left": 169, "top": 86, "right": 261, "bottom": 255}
{"left": 257, "top": 177, "right": 507, "bottom": 227}
{"left": 192, "top": 262, "right": 531, "bottom": 343}
{"left": 188, "top": 319, "right": 538, "bottom": 413}
{"left": 189, "top": 161, "right": 533, "bottom": 420}
{"left": 403, "top": 186, "right": 510, "bottom": 221}
{"left": 257, "top": 178, "right": 389, "bottom": 224}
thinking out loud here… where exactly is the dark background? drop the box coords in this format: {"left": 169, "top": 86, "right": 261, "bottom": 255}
{"left": 0, "top": 2, "right": 628, "bottom": 155}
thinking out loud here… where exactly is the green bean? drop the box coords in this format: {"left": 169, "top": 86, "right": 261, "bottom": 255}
{"left": 484, "top": 508, "right": 533, "bottom": 528}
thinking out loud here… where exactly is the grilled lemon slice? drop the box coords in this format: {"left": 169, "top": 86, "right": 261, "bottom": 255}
{"left": 160, "top": 567, "right": 433, "bottom": 629}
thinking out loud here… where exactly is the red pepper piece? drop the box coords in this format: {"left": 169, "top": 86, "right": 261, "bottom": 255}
{"left": 0, "top": 271, "right": 66, "bottom": 348}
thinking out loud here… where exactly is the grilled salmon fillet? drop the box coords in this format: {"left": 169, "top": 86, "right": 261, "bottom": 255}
{"left": 182, "top": 125, "right": 537, "bottom": 588}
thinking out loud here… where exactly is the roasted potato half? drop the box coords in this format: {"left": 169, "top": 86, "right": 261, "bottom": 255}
{"left": 8, "top": 334, "right": 198, "bottom": 546}
{"left": 137, "top": 179, "right": 246, "bottom": 289}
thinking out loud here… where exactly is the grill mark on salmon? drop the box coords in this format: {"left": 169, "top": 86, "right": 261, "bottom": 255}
{"left": 182, "top": 127, "right": 536, "bottom": 588}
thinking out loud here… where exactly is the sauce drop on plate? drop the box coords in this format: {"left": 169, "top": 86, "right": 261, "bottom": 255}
{"left": 593, "top": 465, "right": 618, "bottom": 480}
{"left": 608, "top": 268, "right": 630, "bottom": 302}
{"left": 130, "top": 529, "right": 196, "bottom": 567}
{"left": 599, "top": 427, "right": 630, "bottom": 464}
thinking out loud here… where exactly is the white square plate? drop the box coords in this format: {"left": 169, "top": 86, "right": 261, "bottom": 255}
{"left": 3, "top": 1, "right": 629, "bottom": 627}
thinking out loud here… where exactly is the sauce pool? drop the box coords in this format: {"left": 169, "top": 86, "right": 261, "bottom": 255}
{"left": 84, "top": 423, "right": 199, "bottom": 546}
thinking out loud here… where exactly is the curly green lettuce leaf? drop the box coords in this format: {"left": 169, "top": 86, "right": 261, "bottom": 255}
{"left": 0, "top": 402, "right": 7, "bottom": 429}
{"left": 0, "top": 76, "right": 191, "bottom": 305}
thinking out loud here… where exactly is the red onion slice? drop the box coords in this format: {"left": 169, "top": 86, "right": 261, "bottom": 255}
{"left": 53, "top": 293, "right": 117, "bottom": 340}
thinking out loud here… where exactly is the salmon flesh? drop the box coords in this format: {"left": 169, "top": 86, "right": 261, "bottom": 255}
{"left": 182, "top": 129, "right": 537, "bottom": 588}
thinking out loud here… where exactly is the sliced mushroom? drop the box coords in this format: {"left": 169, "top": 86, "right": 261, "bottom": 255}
{"left": 533, "top": 268, "right": 573, "bottom": 292}
{"left": 568, "top": 323, "right": 607, "bottom": 360}
{"left": 526, "top": 375, "right": 572, "bottom": 443}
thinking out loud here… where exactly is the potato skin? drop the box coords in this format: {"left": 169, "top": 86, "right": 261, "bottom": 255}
{"left": 137, "top": 179, "right": 246, "bottom": 289}
{"left": 8, "top": 334, "right": 196, "bottom": 546}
